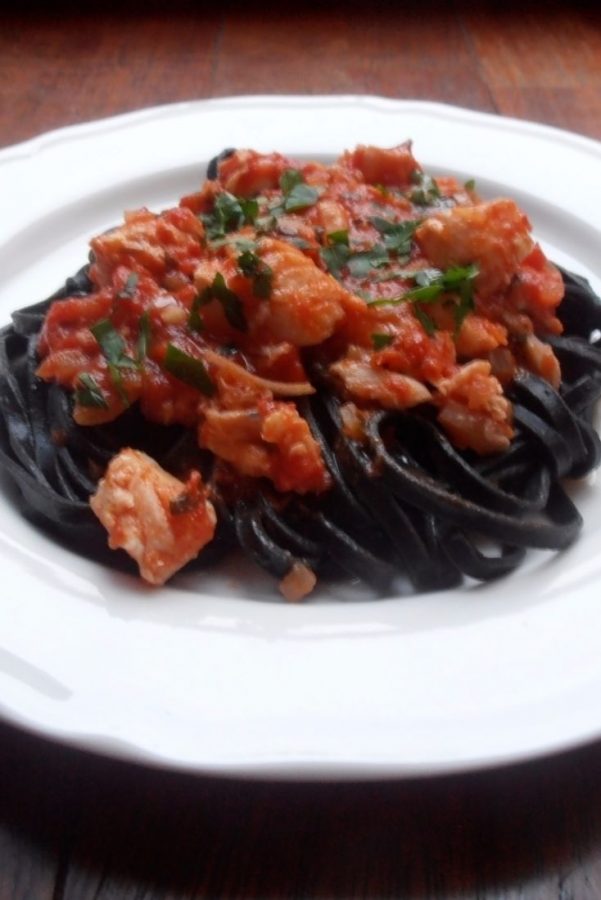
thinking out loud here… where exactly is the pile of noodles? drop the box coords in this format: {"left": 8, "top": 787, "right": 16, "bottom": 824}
{"left": 1, "top": 261, "right": 601, "bottom": 595}
{"left": 2, "top": 145, "right": 601, "bottom": 595}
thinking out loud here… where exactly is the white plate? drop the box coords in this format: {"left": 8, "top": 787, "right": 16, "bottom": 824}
{"left": 1, "top": 96, "right": 601, "bottom": 779}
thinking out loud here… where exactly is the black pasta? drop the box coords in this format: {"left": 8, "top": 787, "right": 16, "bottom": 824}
{"left": 1, "top": 258, "right": 601, "bottom": 596}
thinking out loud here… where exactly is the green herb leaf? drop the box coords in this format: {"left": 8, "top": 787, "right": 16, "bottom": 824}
{"left": 347, "top": 245, "right": 389, "bottom": 278}
{"left": 108, "top": 364, "right": 130, "bottom": 407}
{"left": 237, "top": 250, "right": 261, "bottom": 277}
{"left": 239, "top": 198, "right": 259, "bottom": 225}
{"left": 188, "top": 294, "right": 205, "bottom": 333}
{"left": 320, "top": 242, "right": 351, "bottom": 278}
{"left": 279, "top": 169, "right": 304, "bottom": 193}
{"left": 453, "top": 293, "right": 475, "bottom": 332}
{"left": 449, "top": 264, "right": 479, "bottom": 332}
{"left": 211, "top": 272, "right": 248, "bottom": 331}
{"left": 191, "top": 272, "right": 248, "bottom": 332}
{"left": 91, "top": 319, "right": 137, "bottom": 407}
{"left": 371, "top": 332, "right": 394, "bottom": 350}
{"left": 202, "top": 192, "right": 257, "bottom": 240}
{"left": 75, "top": 373, "right": 108, "bottom": 409}
{"left": 404, "top": 264, "right": 479, "bottom": 304}
{"left": 409, "top": 171, "right": 442, "bottom": 206}
{"left": 253, "top": 269, "right": 273, "bottom": 300}
{"left": 327, "top": 229, "right": 350, "bottom": 246}
{"left": 366, "top": 263, "right": 479, "bottom": 321}
{"left": 370, "top": 218, "right": 418, "bottom": 257}
{"left": 404, "top": 283, "right": 444, "bottom": 302}
{"left": 237, "top": 250, "right": 273, "bottom": 299}
{"left": 91, "top": 319, "right": 138, "bottom": 370}
{"left": 284, "top": 183, "right": 319, "bottom": 212}
{"left": 413, "top": 305, "right": 437, "bottom": 336}
{"left": 117, "top": 272, "right": 139, "bottom": 300}
{"left": 163, "top": 344, "right": 215, "bottom": 396}
{"left": 276, "top": 169, "right": 319, "bottom": 213}
{"left": 320, "top": 241, "right": 390, "bottom": 280}
{"left": 464, "top": 178, "right": 476, "bottom": 191}
{"left": 440, "top": 263, "right": 479, "bottom": 289}
{"left": 91, "top": 320, "right": 124, "bottom": 364}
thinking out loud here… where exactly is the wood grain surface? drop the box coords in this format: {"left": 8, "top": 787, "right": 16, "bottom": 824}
{"left": 1, "top": 3, "right": 601, "bottom": 898}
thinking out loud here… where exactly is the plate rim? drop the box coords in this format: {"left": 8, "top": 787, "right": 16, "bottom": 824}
{"left": 2, "top": 95, "right": 601, "bottom": 166}
{"left": 1, "top": 95, "right": 601, "bottom": 780}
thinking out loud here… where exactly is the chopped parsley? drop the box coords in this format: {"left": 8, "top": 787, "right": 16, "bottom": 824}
{"left": 91, "top": 318, "right": 138, "bottom": 406}
{"left": 253, "top": 171, "right": 319, "bottom": 229}
{"left": 237, "top": 250, "right": 273, "bottom": 299}
{"left": 403, "top": 268, "right": 447, "bottom": 302}
{"left": 279, "top": 169, "right": 303, "bottom": 193}
{"left": 189, "top": 272, "right": 248, "bottom": 333}
{"left": 320, "top": 229, "right": 389, "bottom": 280}
{"left": 370, "top": 218, "right": 418, "bottom": 259}
{"left": 406, "top": 264, "right": 479, "bottom": 308}
{"left": 188, "top": 295, "right": 205, "bottom": 334}
{"left": 371, "top": 332, "right": 394, "bottom": 350}
{"left": 277, "top": 169, "right": 319, "bottom": 214}
{"left": 464, "top": 178, "right": 476, "bottom": 192}
{"left": 91, "top": 319, "right": 137, "bottom": 370}
{"left": 413, "top": 305, "right": 437, "bottom": 336}
{"left": 320, "top": 244, "right": 349, "bottom": 277}
{"left": 366, "top": 263, "right": 479, "bottom": 333}
{"left": 320, "top": 231, "right": 350, "bottom": 278}
{"left": 320, "top": 221, "right": 416, "bottom": 281}
{"left": 327, "top": 229, "right": 350, "bottom": 245}
{"left": 75, "top": 373, "right": 108, "bottom": 409}
{"left": 409, "top": 170, "right": 441, "bottom": 206}
{"left": 163, "top": 344, "right": 215, "bottom": 396}
{"left": 347, "top": 245, "right": 389, "bottom": 278}
{"left": 239, "top": 198, "right": 259, "bottom": 224}
{"left": 202, "top": 192, "right": 258, "bottom": 240}
{"left": 285, "top": 183, "right": 320, "bottom": 212}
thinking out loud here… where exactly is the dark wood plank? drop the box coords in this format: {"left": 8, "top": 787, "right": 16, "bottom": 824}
{"left": 0, "top": 828, "right": 57, "bottom": 900}
{"left": 463, "top": 5, "right": 601, "bottom": 139}
{"left": 0, "top": 723, "right": 68, "bottom": 900}
{"left": 0, "top": 10, "right": 221, "bottom": 149}
{"left": 4, "top": 5, "right": 599, "bottom": 148}
{"left": 0, "top": 3, "right": 497, "bottom": 151}
{"left": 215, "top": 4, "right": 494, "bottom": 112}
{"left": 3, "top": 714, "right": 601, "bottom": 899}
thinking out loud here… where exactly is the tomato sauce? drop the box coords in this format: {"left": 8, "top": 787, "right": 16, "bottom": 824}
{"left": 37, "top": 142, "right": 565, "bottom": 492}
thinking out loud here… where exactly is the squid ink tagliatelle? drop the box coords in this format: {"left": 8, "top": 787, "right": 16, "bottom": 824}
{"left": 1, "top": 144, "right": 601, "bottom": 600}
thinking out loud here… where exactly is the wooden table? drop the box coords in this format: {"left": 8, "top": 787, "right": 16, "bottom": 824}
{"left": 1, "top": 4, "right": 601, "bottom": 898}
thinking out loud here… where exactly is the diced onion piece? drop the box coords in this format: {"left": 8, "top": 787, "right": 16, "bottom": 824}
{"left": 203, "top": 347, "right": 314, "bottom": 397}
{"left": 279, "top": 563, "right": 317, "bottom": 602}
